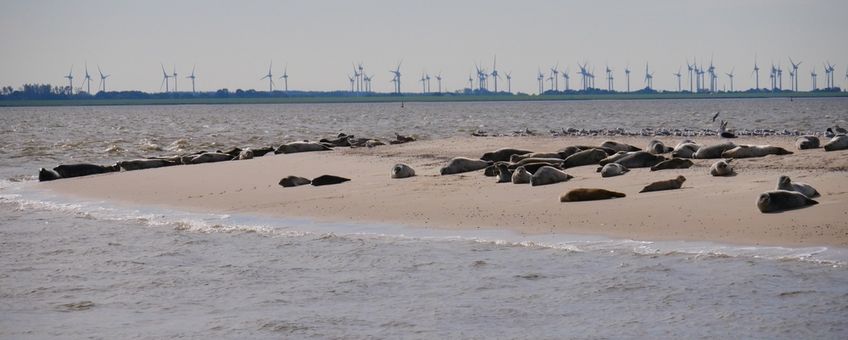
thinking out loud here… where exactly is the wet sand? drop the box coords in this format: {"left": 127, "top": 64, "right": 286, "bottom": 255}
{"left": 42, "top": 136, "right": 848, "bottom": 247}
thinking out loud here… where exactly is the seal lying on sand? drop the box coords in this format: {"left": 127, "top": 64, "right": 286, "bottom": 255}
{"left": 391, "top": 163, "right": 416, "bottom": 179}
{"left": 38, "top": 163, "right": 118, "bottom": 181}
{"left": 672, "top": 142, "right": 701, "bottom": 159}
{"left": 251, "top": 146, "right": 275, "bottom": 157}
{"left": 598, "top": 151, "right": 632, "bottom": 166}
{"left": 721, "top": 145, "right": 792, "bottom": 158}
{"left": 795, "top": 136, "right": 820, "bottom": 150}
{"left": 693, "top": 142, "right": 736, "bottom": 159}
{"left": 530, "top": 166, "right": 573, "bottom": 186}
{"left": 776, "top": 175, "right": 819, "bottom": 198}
{"left": 709, "top": 159, "right": 734, "bottom": 176}
{"left": 646, "top": 139, "right": 673, "bottom": 154}
{"left": 495, "top": 163, "right": 513, "bottom": 183}
{"left": 613, "top": 151, "right": 665, "bottom": 168}
{"left": 823, "top": 135, "right": 848, "bottom": 151}
{"left": 237, "top": 149, "right": 254, "bottom": 160}
{"left": 600, "top": 140, "right": 641, "bottom": 152}
{"left": 279, "top": 176, "right": 312, "bottom": 187}
{"left": 510, "top": 152, "right": 561, "bottom": 163}
{"left": 186, "top": 152, "right": 233, "bottom": 164}
{"left": 117, "top": 159, "right": 178, "bottom": 171}
{"left": 563, "top": 149, "right": 608, "bottom": 168}
{"left": 441, "top": 157, "right": 492, "bottom": 175}
{"left": 639, "top": 175, "right": 686, "bottom": 193}
{"left": 650, "top": 158, "right": 694, "bottom": 171}
{"left": 757, "top": 190, "right": 818, "bottom": 213}
{"left": 599, "top": 163, "right": 629, "bottom": 177}
{"left": 311, "top": 175, "right": 350, "bottom": 186}
{"left": 511, "top": 166, "right": 532, "bottom": 184}
{"left": 275, "top": 141, "right": 332, "bottom": 154}
{"left": 480, "top": 148, "right": 533, "bottom": 162}
{"left": 560, "top": 188, "right": 626, "bottom": 202}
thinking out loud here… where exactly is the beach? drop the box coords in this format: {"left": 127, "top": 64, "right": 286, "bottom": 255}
{"left": 42, "top": 135, "right": 848, "bottom": 247}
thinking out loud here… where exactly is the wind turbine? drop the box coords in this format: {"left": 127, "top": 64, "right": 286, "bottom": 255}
{"left": 605, "top": 65, "right": 613, "bottom": 91}
{"left": 625, "top": 65, "right": 631, "bottom": 92}
{"left": 64, "top": 65, "right": 74, "bottom": 95}
{"left": 186, "top": 65, "right": 197, "bottom": 93}
{"left": 81, "top": 63, "right": 92, "bottom": 94}
{"left": 673, "top": 68, "right": 682, "bottom": 92}
{"left": 279, "top": 64, "right": 289, "bottom": 92}
{"left": 536, "top": 68, "right": 544, "bottom": 94}
{"left": 644, "top": 63, "right": 653, "bottom": 90}
{"left": 468, "top": 72, "right": 474, "bottom": 90}
{"left": 811, "top": 67, "right": 817, "bottom": 90}
{"left": 97, "top": 65, "right": 110, "bottom": 93}
{"left": 725, "top": 67, "right": 735, "bottom": 92}
{"left": 160, "top": 63, "right": 170, "bottom": 92}
{"left": 686, "top": 60, "right": 694, "bottom": 92}
{"left": 752, "top": 55, "right": 760, "bottom": 90}
{"left": 562, "top": 69, "right": 570, "bottom": 91}
{"left": 505, "top": 71, "right": 512, "bottom": 93}
{"left": 789, "top": 58, "right": 801, "bottom": 92}
{"left": 172, "top": 65, "right": 178, "bottom": 92}
{"left": 436, "top": 73, "right": 443, "bottom": 93}
{"left": 389, "top": 61, "right": 402, "bottom": 94}
{"left": 352, "top": 63, "right": 361, "bottom": 93}
{"left": 358, "top": 63, "right": 365, "bottom": 93}
{"left": 348, "top": 74, "right": 355, "bottom": 92}
{"left": 550, "top": 64, "right": 559, "bottom": 91}
{"left": 260, "top": 61, "right": 275, "bottom": 93}
{"left": 419, "top": 73, "right": 427, "bottom": 94}
{"left": 777, "top": 64, "right": 783, "bottom": 90}
{"left": 490, "top": 55, "right": 499, "bottom": 92}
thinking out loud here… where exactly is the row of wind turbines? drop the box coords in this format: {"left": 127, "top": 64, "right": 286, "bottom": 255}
{"left": 60, "top": 57, "right": 845, "bottom": 95}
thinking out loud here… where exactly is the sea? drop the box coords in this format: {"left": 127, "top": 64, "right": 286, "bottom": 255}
{"left": 1, "top": 98, "right": 847, "bottom": 339}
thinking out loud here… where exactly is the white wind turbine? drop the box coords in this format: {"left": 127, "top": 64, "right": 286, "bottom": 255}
{"left": 725, "top": 67, "right": 735, "bottom": 92}
{"left": 160, "top": 63, "right": 171, "bottom": 92}
{"left": 172, "top": 65, "right": 178, "bottom": 92}
{"left": 186, "top": 65, "right": 197, "bottom": 93}
{"left": 64, "top": 65, "right": 74, "bottom": 95}
{"left": 278, "top": 64, "right": 289, "bottom": 92}
{"left": 260, "top": 61, "right": 275, "bottom": 92}
{"left": 83, "top": 63, "right": 93, "bottom": 94}
{"left": 97, "top": 65, "right": 110, "bottom": 92}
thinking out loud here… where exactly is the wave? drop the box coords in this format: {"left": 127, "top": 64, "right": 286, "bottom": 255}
{"left": 1, "top": 179, "right": 845, "bottom": 266}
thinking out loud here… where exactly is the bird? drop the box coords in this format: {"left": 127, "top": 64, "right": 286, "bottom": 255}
{"left": 719, "top": 120, "right": 737, "bottom": 138}
{"left": 712, "top": 111, "right": 720, "bottom": 122}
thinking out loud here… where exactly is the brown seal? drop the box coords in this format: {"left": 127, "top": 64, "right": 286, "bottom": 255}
{"left": 639, "top": 175, "right": 686, "bottom": 193}
{"left": 560, "top": 188, "right": 626, "bottom": 202}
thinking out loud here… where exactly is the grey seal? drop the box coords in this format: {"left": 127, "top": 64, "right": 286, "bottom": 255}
{"left": 614, "top": 151, "right": 665, "bottom": 168}
{"left": 672, "top": 142, "right": 701, "bottom": 159}
{"left": 776, "top": 175, "right": 819, "bottom": 198}
{"left": 795, "top": 136, "right": 820, "bottom": 150}
{"left": 186, "top": 152, "right": 233, "bottom": 164}
{"left": 599, "top": 163, "right": 629, "bottom": 178}
{"left": 709, "top": 159, "right": 734, "bottom": 176}
{"left": 275, "top": 141, "right": 332, "bottom": 154}
{"left": 530, "top": 166, "right": 573, "bottom": 186}
{"left": 757, "top": 190, "right": 818, "bottom": 213}
{"left": 117, "top": 159, "right": 178, "bottom": 171}
{"left": 563, "top": 148, "right": 608, "bottom": 168}
{"left": 823, "top": 135, "right": 848, "bottom": 151}
{"left": 279, "top": 176, "right": 311, "bottom": 187}
{"left": 721, "top": 145, "right": 792, "bottom": 158}
{"left": 639, "top": 175, "right": 686, "bottom": 193}
{"left": 440, "top": 157, "right": 492, "bottom": 175}
{"left": 480, "top": 148, "right": 533, "bottom": 162}
{"left": 646, "top": 139, "right": 673, "bottom": 154}
{"left": 600, "top": 140, "right": 641, "bottom": 152}
{"left": 311, "top": 175, "right": 350, "bottom": 186}
{"left": 391, "top": 163, "right": 416, "bottom": 179}
{"left": 560, "top": 188, "right": 626, "bottom": 202}
{"left": 650, "top": 158, "right": 694, "bottom": 171}
{"left": 693, "top": 142, "right": 737, "bottom": 159}
{"left": 237, "top": 148, "right": 254, "bottom": 160}
{"left": 511, "top": 166, "right": 532, "bottom": 184}
{"left": 495, "top": 163, "right": 513, "bottom": 183}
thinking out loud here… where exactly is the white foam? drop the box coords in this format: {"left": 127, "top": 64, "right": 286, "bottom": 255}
{"left": 2, "top": 180, "right": 846, "bottom": 266}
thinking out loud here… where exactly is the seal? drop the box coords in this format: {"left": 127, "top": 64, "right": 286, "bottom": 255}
{"left": 613, "top": 151, "right": 665, "bottom": 168}
{"left": 795, "top": 136, "right": 820, "bottom": 150}
{"left": 311, "top": 175, "right": 351, "bottom": 186}
{"left": 440, "top": 157, "right": 492, "bottom": 175}
{"left": 720, "top": 145, "right": 792, "bottom": 158}
{"left": 598, "top": 151, "right": 632, "bottom": 166}
{"left": 560, "top": 188, "right": 626, "bottom": 202}
{"left": 556, "top": 145, "right": 596, "bottom": 159}
{"left": 511, "top": 157, "right": 565, "bottom": 168}
{"left": 117, "top": 158, "right": 178, "bottom": 171}
{"left": 38, "top": 168, "right": 62, "bottom": 181}
{"left": 186, "top": 152, "right": 233, "bottom": 164}
{"left": 251, "top": 146, "right": 275, "bottom": 157}
{"left": 709, "top": 159, "right": 734, "bottom": 176}
{"left": 279, "top": 176, "right": 311, "bottom": 187}
{"left": 646, "top": 139, "right": 673, "bottom": 154}
{"left": 44, "top": 163, "right": 118, "bottom": 181}
{"left": 639, "top": 175, "right": 686, "bottom": 193}
{"left": 518, "top": 162, "right": 564, "bottom": 174}
{"left": 599, "top": 163, "right": 629, "bottom": 177}
{"left": 600, "top": 140, "right": 641, "bottom": 152}
{"left": 530, "top": 166, "right": 573, "bottom": 186}
{"left": 511, "top": 166, "right": 532, "bottom": 184}
{"left": 650, "top": 158, "right": 694, "bottom": 171}
{"left": 510, "top": 152, "right": 561, "bottom": 163}
{"left": 757, "top": 190, "right": 818, "bottom": 213}
{"left": 237, "top": 148, "right": 254, "bottom": 160}
{"left": 483, "top": 165, "right": 499, "bottom": 177}
{"left": 672, "top": 142, "right": 701, "bottom": 159}
{"left": 776, "top": 175, "right": 819, "bottom": 198}
{"left": 389, "top": 133, "right": 416, "bottom": 145}
{"left": 563, "top": 148, "right": 608, "bottom": 168}
{"left": 495, "top": 163, "right": 513, "bottom": 183}
{"left": 365, "top": 139, "right": 385, "bottom": 148}
{"left": 823, "top": 135, "right": 848, "bottom": 151}
{"left": 693, "top": 142, "right": 737, "bottom": 159}
{"left": 480, "top": 148, "right": 533, "bottom": 162}
{"left": 320, "top": 133, "right": 352, "bottom": 147}
{"left": 391, "top": 163, "right": 416, "bottom": 179}
{"left": 275, "top": 141, "right": 332, "bottom": 154}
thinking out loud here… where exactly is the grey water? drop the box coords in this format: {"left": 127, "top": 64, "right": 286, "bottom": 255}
{"left": 1, "top": 98, "right": 848, "bottom": 338}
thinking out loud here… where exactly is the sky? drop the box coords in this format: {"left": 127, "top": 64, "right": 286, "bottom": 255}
{"left": 1, "top": 0, "right": 846, "bottom": 94}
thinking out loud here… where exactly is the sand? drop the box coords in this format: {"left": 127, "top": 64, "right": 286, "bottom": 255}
{"left": 41, "top": 136, "right": 848, "bottom": 247}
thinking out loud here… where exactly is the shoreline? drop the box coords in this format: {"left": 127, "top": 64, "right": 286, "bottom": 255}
{"left": 39, "top": 136, "right": 848, "bottom": 248}
{"left": 2, "top": 91, "right": 847, "bottom": 107}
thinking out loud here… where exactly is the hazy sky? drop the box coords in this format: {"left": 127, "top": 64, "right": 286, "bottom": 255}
{"left": 1, "top": 0, "right": 846, "bottom": 94}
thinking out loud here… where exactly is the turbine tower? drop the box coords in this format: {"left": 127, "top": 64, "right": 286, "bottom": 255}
{"left": 172, "top": 65, "right": 178, "bottom": 92}
{"left": 426, "top": 73, "right": 431, "bottom": 93}
{"left": 562, "top": 69, "right": 570, "bottom": 91}
{"left": 82, "top": 63, "right": 93, "bottom": 94}
{"left": 352, "top": 63, "right": 361, "bottom": 93}
{"left": 279, "top": 64, "right": 289, "bottom": 92}
{"left": 644, "top": 63, "right": 653, "bottom": 90}
{"left": 505, "top": 72, "right": 512, "bottom": 93}
{"left": 686, "top": 60, "right": 694, "bottom": 92}
{"left": 260, "top": 61, "right": 275, "bottom": 93}
{"left": 490, "top": 56, "right": 499, "bottom": 92}
{"left": 789, "top": 58, "right": 801, "bottom": 92}
{"left": 625, "top": 65, "right": 631, "bottom": 92}
{"left": 98, "top": 65, "right": 110, "bottom": 92}
{"left": 536, "top": 68, "right": 544, "bottom": 94}
{"left": 673, "top": 68, "right": 682, "bottom": 92}
{"left": 468, "top": 72, "right": 474, "bottom": 90}
{"left": 64, "top": 65, "right": 74, "bottom": 95}
{"left": 811, "top": 67, "right": 817, "bottom": 90}
{"left": 160, "top": 63, "right": 170, "bottom": 92}
{"left": 389, "top": 61, "right": 402, "bottom": 94}
{"left": 725, "top": 67, "right": 735, "bottom": 92}
{"left": 348, "top": 74, "right": 355, "bottom": 92}
{"left": 550, "top": 64, "right": 559, "bottom": 92}
{"left": 186, "top": 65, "right": 197, "bottom": 93}
{"left": 605, "top": 65, "right": 614, "bottom": 91}
{"left": 752, "top": 56, "right": 760, "bottom": 90}
{"left": 436, "top": 73, "right": 443, "bottom": 93}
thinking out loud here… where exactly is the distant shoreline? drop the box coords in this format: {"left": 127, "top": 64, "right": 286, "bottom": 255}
{"left": 1, "top": 91, "right": 846, "bottom": 107}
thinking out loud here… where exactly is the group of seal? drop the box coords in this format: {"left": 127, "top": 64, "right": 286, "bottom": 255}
{"left": 279, "top": 174, "right": 351, "bottom": 187}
